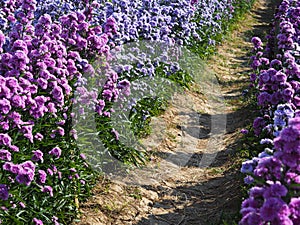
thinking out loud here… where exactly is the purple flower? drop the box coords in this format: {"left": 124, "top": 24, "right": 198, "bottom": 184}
{"left": 80, "top": 153, "right": 86, "bottom": 160}
{"left": 278, "top": 151, "right": 299, "bottom": 168}
{"left": 80, "top": 180, "right": 86, "bottom": 185}
{"left": 47, "top": 168, "right": 54, "bottom": 176}
{"left": 12, "top": 40, "right": 28, "bottom": 54}
{"left": 0, "top": 184, "right": 9, "bottom": 200}
{"left": 254, "top": 157, "right": 282, "bottom": 180}
{"left": 70, "top": 129, "right": 78, "bottom": 139}
{"left": 289, "top": 197, "right": 300, "bottom": 218}
{"left": 34, "top": 133, "right": 44, "bottom": 141}
{"left": 288, "top": 117, "right": 300, "bottom": 129}
{"left": 16, "top": 167, "right": 35, "bottom": 186}
{"left": 260, "top": 57, "right": 269, "bottom": 65}
{"left": 258, "top": 92, "right": 271, "bottom": 106}
{"left": 20, "top": 161, "right": 35, "bottom": 171}
{"left": 274, "top": 71, "right": 287, "bottom": 83}
{"left": 270, "top": 59, "right": 282, "bottom": 68}
{"left": 32, "top": 150, "right": 43, "bottom": 162}
{"left": 52, "top": 216, "right": 59, "bottom": 225}
{"left": 51, "top": 165, "right": 57, "bottom": 173}
{"left": 111, "top": 128, "right": 119, "bottom": 140}
{"left": 51, "top": 85, "right": 64, "bottom": 104}
{"left": 253, "top": 117, "right": 266, "bottom": 136}
{"left": 244, "top": 175, "right": 254, "bottom": 185}
{"left": 0, "top": 133, "right": 12, "bottom": 147}
{"left": 260, "top": 197, "right": 286, "bottom": 221}
{"left": 37, "top": 78, "right": 48, "bottom": 89}
{"left": 11, "top": 95, "right": 25, "bottom": 108}
{"left": 241, "top": 160, "right": 255, "bottom": 173}
{"left": 0, "top": 149, "right": 11, "bottom": 161}
{"left": 263, "top": 182, "right": 288, "bottom": 198}
{"left": 42, "top": 185, "right": 53, "bottom": 197}
{"left": 19, "top": 202, "right": 26, "bottom": 208}
{"left": 259, "top": 71, "right": 270, "bottom": 83}
{"left": 56, "top": 127, "right": 65, "bottom": 136}
{"left": 250, "top": 73, "right": 257, "bottom": 82}
{"left": 33, "top": 218, "right": 43, "bottom": 225}
{"left": 102, "top": 89, "right": 114, "bottom": 101}
{"left": 280, "top": 127, "right": 299, "bottom": 142}
{"left": 38, "top": 170, "right": 47, "bottom": 184}
{"left": 239, "top": 211, "right": 262, "bottom": 225}
{"left": 251, "top": 37, "right": 263, "bottom": 48}
{"left": 3, "top": 162, "right": 20, "bottom": 174}
{"left": 69, "top": 168, "right": 76, "bottom": 172}
{"left": 249, "top": 187, "right": 265, "bottom": 198}
{"left": 48, "top": 147, "right": 62, "bottom": 158}
{"left": 240, "top": 129, "right": 249, "bottom": 134}
{"left": 282, "top": 88, "right": 294, "bottom": 101}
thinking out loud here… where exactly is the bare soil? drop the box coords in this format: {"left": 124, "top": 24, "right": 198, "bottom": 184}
{"left": 75, "top": 0, "right": 279, "bottom": 224}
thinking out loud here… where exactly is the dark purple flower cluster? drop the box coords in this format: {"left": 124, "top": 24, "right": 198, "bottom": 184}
{"left": 241, "top": 118, "right": 300, "bottom": 224}
{"left": 240, "top": 0, "right": 300, "bottom": 224}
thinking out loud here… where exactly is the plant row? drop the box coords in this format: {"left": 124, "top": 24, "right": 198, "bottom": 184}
{"left": 240, "top": 0, "right": 300, "bottom": 224}
{"left": 0, "top": 0, "right": 254, "bottom": 224}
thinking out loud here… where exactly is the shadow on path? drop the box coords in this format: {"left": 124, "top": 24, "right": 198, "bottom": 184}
{"left": 132, "top": 1, "right": 279, "bottom": 224}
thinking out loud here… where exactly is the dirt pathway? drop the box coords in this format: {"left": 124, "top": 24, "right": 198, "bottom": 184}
{"left": 76, "top": 0, "right": 279, "bottom": 224}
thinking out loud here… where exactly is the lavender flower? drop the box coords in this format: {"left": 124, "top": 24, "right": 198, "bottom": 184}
{"left": 0, "top": 149, "right": 11, "bottom": 161}
{"left": 38, "top": 170, "right": 47, "bottom": 184}
{"left": 251, "top": 37, "right": 263, "bottom": 49}
{"left": 244, "top": 175, "right": 254, "bottom": 185}
{"left": 33, "top": 218, "right": 43, "bottom": 225}
{"left": 42, "top": 185, "right": 53, "bottom": 197}
{"left": 19, "top": 202, "right": 26, "bottom": 208}
{"left": 16, "top": 167, "right": 35, "bottom": 186}
{"left": 241, "top": 160, "right": 255, "bottom": 174}
{"left": 31, "top": 150, "right": 43, "bottom": 162}
{"left": 48, "top": 147, "right": 62, "bottom": 158}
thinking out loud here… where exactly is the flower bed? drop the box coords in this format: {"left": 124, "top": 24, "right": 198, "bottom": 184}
{"left": 0, "top": 0, "right": 254, "bottom": 224}
{"left": 240, "top": 0, "right": 300, "bottom": 224}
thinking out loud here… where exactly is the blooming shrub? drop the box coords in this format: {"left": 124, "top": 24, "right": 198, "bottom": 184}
{"left": 240, "top": 0, "right": 300, "bottom": 224}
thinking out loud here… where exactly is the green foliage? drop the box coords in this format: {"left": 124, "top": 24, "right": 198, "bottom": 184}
{"left": 0, "top": 102, "right": 98, "bottom": 224}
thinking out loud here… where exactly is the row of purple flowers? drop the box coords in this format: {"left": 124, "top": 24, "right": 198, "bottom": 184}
{"left": 0, "top": 0, "right": 124, "bottom": 224}
{"left": 240, "top": 0, "right": 300, "bottom": 224}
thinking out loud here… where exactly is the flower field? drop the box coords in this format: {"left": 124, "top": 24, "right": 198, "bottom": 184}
{"left": 0, "top": 0, "right": 287, "bottom": 224}
{"left": 240, "top": 0, "right": 300, "bottom": 224}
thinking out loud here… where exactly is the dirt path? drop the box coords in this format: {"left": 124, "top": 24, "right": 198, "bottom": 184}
{"left": 76, "top": 0, "right": 279, "bottom": 224}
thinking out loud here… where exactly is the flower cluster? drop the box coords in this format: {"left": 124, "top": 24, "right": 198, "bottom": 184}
{"left": 241, "top": 118, "right": 300, "bottom": 224}
{"left": 240, "top": 0, "right": 300, "bottom": 224}
{"left": 0, "top": 0, "right": 117, "bottom": 224}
